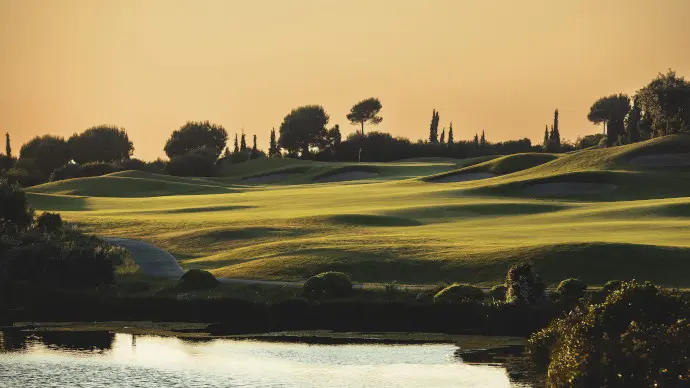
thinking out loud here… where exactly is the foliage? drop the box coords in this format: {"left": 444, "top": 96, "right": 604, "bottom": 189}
{"left": 544, "top": 110, "right": 561, "bottom": 152}
{"left": 433, "top": 283, "right": 485, "bottom": 303}
{"left": 636, "top": 69, "right": 690, "bottom": 136}
{"left": 278, "top": 105, "right": 330, "bottom": 157}
{"left": 177, "top": 269, "right": 220, "bottom": 291}
{"left": 489, "top": 284, "right": 507, "bottom": 301}
{"left": 0, "top": 179, "right": 33, "bottom": 233}
{"left": 165, "top": 148, "right": 217, "bottom": 177}
{"left": 428, "top": 109, "right": 440, "bottom": 143}
{"left": 303, "top": 271, "right": 352, "bottom": 299}
{"left": 528, "top": 281, "right": 689, "bottom": 387}
{"left": 346, "top": 97, "right": 383, "bottom": 137}
{"left": 19, "top": 135, "right": 72, "bottom": 176}
{"left": 164, "top": 121, "right": 228, "bottom": 159}
{"left": 268, "top": 128, "right": 279, "bottom": 157}
{"left": 505, "top": 262, "right": 546, "bottom": 305}
{"left": 36, "top": 212, "right": 63, "bottom": 233}
{"left": 5, "top": 132, "right": 11, "bottom": 158}
{"left": 588, "top": 94, "right": 631, "bottom": 146}
{"left": 575, "top": 133, "right": 606, "bottom": 149}
{"left": 602, "top": 279, "right": 623, "bottom": 296}
{"left": 447, "top": 122, "right": 454, "bottom": 145}
{"left": 68, "top": 125, "right": 134, "bottom": 164}
{"left": 556, "top": 278, "right": 586, "bottom": 301}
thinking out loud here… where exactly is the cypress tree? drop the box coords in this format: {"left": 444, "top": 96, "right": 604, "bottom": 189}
{"left": 233, "top": 134, "right": 239, "bottom": 153}
{"left": 240, "top": 131, "right": 247, "bottom": 151}
{"left": 542, "top": 125, "right": 549, "bottom": 151}
{"left": 252, "top": 134, "right": 258, "bottom": 152}
{"left": 550, "top": 109, "right": 561, "bottom": 151}
{"left": 5, "top": 132, "right": 10, "bottom": 158}
{"left": 480, "top": 130, "right": 486, "bottom": 147}
{"left": 269, "top": 128, "right": 278, "bottom": 157}
{"left": 473, "top": 133, "right": 479, "bottom": 147}
{"left": 447, "top": 122, "right": 454, "bottom": 146}
{"left": 429, "top": 109, "right": 439, "bottom": 143}
{"left": 439, "top": 128, "right": 446, "bottom": 144}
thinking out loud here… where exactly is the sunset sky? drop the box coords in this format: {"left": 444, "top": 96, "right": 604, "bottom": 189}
{"left": 2, "top": 0, "right": 689, "bottom": 160}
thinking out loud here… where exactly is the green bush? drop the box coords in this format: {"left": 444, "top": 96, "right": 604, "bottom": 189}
{"left": 433, "top": 283, "right": 485, "bottom": 303}
{"left": 528, "top": 280, "right": 689, "bottom": 387}
{"left": 303, "top": 272, "right": 353, "bottom": 299}
{"left": 489, "top": 284, "right": 507, "bottom": 301}
{"left": 36, "top": 212, "right": 63, "bottom": 233}
{"left": 505, "top": 262, "right": 546, "bottom": 305}
{"left": 556, "top": 278, "right": 587, "bottom": 301}
{"left": 177, "top": 269, "right": 219, "bottom": 291}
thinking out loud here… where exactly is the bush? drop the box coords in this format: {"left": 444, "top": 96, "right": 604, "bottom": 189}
{"left": 166, "top": 148, "right": 217, "bottom": 177}
{"left": 505, "top": 262, "right": 545, "bottom": 305}
{"left": 303, "top": 272, "right": 352, "bottom": 299}
{"left": 177, "top": 269, "right": 219, "bottom": 291}
{"left": 433, "top": 283, "right": 485, "bottom": 303}
{"left": 36, "top": 212, "right": 63, "bottom": 233}
{"left": 602, "top": 279, "right": 623, "bottom": 295}
{"left": 0, "top": 179, "right": 33, "bottom": 232}
{"left": 556, "top": 278, "right": 587, "bottom": 301}
{"left": 50, "top": 162, "right": 119, "bottom": 181}
{"left": 528, "top": 280, "right": 689, "bottom": 387}
{"left": 489, "top": 284, "right": 507, "bottom": 301}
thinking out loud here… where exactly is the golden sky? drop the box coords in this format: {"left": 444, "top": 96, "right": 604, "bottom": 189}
{"left": 2, "top": 0, "right": 689, "bottom": 160}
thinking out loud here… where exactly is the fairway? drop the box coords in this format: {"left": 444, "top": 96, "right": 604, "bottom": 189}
{"left": 26, "top": 135, "right": 690, "bottom": 287}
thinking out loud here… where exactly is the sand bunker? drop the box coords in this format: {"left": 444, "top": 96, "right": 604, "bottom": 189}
{"left": 628, "top": 153, "right": 690, "bottom": 167}
{"left": 433, "top": 172, "right": 496, "bottom": 183}
{"left": 242, "top": 173, "right": 296, "bottom": 184}
{"left": 316, "top": 171, "right": 379, "bottom": 183}
{"left": 524, "top": 182, "right": 617, "bottom": 196}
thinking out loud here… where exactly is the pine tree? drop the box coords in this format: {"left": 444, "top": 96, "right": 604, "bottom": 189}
{"left": 550, "top": 109, "right": 561, "bottom": 151}
{"left": 542, "top": 125, "right": 549, "bottom": 150}
{"left": 269, "top": 128, "right": 278, "bottom": 157}
{"left": 240, "top": 131, "right": 247, "bottom": 151}
{"left": 447, "top": 122, "right": 454, "bottom": 146}
{"left": 480, "top": 130, "right": 486, "bottom": 147}
{"left": 233, "top": 134, "right": 239, "bottom": 153}
{"left": 439, "top": 128, "right": 446, "bottom": 144}
{"left": 429, "top": 109, "right": 439, "bottom": 143}
{"left": 5, "top": 132, "right": 10, "bottom": 158}
{"left": 473, "top": 133, "right": 479, "bottom": 147}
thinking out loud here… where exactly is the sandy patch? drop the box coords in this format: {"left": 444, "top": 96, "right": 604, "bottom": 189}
{"left": 242, "top": 173, "right": 296, "bottom": 184}
{"left": 628, "top": 153, "right": 690, "bottom": 167}
{"left": 433, "top": 172, "right": 497, "bottom": 183}
{"left": 316, "top": 171, "right": 379, "bottom": 182}
{"left": 524, "top": 182, "right": 617, "bottom": 196}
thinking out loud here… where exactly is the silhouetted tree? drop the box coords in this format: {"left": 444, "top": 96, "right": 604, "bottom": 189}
{"left": 542, "top": 125, "right": 549, "bottom": 151}
{"left": 636, "top": 69, "right": 690, "bottom": 136}
{"left": 473, "top": 133, "right": 479, "bottom": 148}
{"left": 5, "top": 132, "right": 11, "bottom": 158}
{"left": 240, "top": 131, "right": 247, "bottom": 152}
{"left": 447, "top": 122, "right": 454, "bottom": 146}
{"left": 327, "top": 124, "right": 341, "bottom": 149}
{"left": 480, "top": 130, "right": 486, "bottom": 147}
{"left": 164, "top": 121, "right": 228, "bottom": 159}
{"left": 439, "top": 128, "right": 446, "bottom": 144}
{"left": 233, "top": 134, "right": 239, "bottom": 153}
{"left": 588, "top": 94, "right": 631, "bottom": 146}
{"left": 626, "top": 97, "right": 642, "bottom": 143}
{"left": 269, "top": 128, "right": 279, "bottom": 157}
{"left": 346, "top": 98, "right": 383, "bottom": 137}
{"left": 429, "top": 109, "right": 440, "bottom": 143}
{"left": 547, "top": 109, "right": 561, "bottom": 151}
{"left": 19, "top": 135, "right": 71, "bottom": 176}
{"left": 278, "top": 105, "right": 329, "bottom": 157}
{"left": 68, "top": 125, "right": 133, "bottom": 164}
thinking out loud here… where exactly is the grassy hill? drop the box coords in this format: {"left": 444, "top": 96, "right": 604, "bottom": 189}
{"left": 26, "top": 135, "right": 690, "bottom": 286}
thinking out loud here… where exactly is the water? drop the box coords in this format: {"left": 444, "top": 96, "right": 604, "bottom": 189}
{"left": 0, "top": 330, "right": 525, "bottom": 387}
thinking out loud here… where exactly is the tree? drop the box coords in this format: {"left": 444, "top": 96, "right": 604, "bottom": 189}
{"left": 164, "top": 121, "right": 228, "bottom": 159}
{"left": 68, "top": 125, "right": 134, "bottom": 164}
{"left": 544, "top": 109, "right": 561, "bottom": 152}
{"left": 252, "top": 134, "right": 258, "bottom": 153}
{"left": 473, "top": 133, "right": 479, "bottom": 147}
{"left": 269, "top": 128, "right": 279, "bottom": 157}
{"left": 346, "top": 98, "right": 383, "bottom": 137}
{"left": 233, "top": 134, "right": 239, "bottom": 153}
{"left": 240, "top": 131, "right": 247, "bottom": 152}
{"left": 327, "top": 124, "right": 341, "bottom": 149}
{"left": 429, "top": 109, "right": 440, "bottom": 143}
{"left": 480, "top": 130, "right": 486, "bottom": 147}
{"left": 588, "top": 94, "right": 631, "bottom": 146}
{"left": 542, "top": 125, "right": 550, "bottom": 151}
{"left": 447, "top": 122, "right": 454, "bottom": 146}
{"left": 636, "top": 69, "right": 690, "bottom": 136}
{"left": 278, "top": 105, "right": 330, "bottom": 157}
{"left": 19, "top": 135, "right": 71, "bottom": 176}
{"left": 625, "top": 97, "right": 642, "bottom": 143}
{"left": 439, "top": 128, "right": 446, "bottom": 145}
{"left": 5, "top": 132, "right": 11, "bottom": 158}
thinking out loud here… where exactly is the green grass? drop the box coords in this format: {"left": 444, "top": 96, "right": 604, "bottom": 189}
{"left": 25, "top": 135, "right": 690, "bottom": 287}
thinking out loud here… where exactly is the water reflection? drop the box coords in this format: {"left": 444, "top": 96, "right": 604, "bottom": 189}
{"left": 0, "top": 330, "right": 531, "bottom": 387}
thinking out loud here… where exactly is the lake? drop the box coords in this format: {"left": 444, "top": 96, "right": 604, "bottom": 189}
{"left": 0, "top": 330, "right": 530, "bottom": 387}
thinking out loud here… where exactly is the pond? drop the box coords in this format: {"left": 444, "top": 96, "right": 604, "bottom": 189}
{"left": 0, "top": 330, "right": 531, "bottom": 387}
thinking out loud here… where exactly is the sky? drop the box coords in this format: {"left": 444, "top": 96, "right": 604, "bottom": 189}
{"left": 1, "top": 0, "right": 690, "bottom": 160}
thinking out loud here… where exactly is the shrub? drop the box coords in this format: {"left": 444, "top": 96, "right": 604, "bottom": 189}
{"left": 0, "top": 179, "right": 33, "bottom": 232}
{"left": 433, "top": 283, "right": 485, "bottom": 304}
{"left": 505, "top": 262, "right": 545, "bottom": 305}
{"left": 36, "top": 212, "right": 63, "bottom": 233}
{"left": 602, "top": 279, "right": 623, "bottom": 296}
{"left": 177, "top": 269, "right": 219, "bottom": 291}
{"left": 489, "top": 284, "right": 507, "bottom": 301}
{"left": 50, "top": 162, "right": 119, "bottom": 181}
{"left": 166, "top": 148, "right": 217, "bottom": 177}
{"left": 556, "top": 278, "right": 587, "bottom": 301}
{"left": 528, "top": 280, "right": 689, "bottom": 387}
{"left": 303, "top": 272, "right": 352, "bottom": 299}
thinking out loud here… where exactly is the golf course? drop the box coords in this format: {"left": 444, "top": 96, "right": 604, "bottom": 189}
{"left": 23, "top": 134, "right": 690, "bottom": 287}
